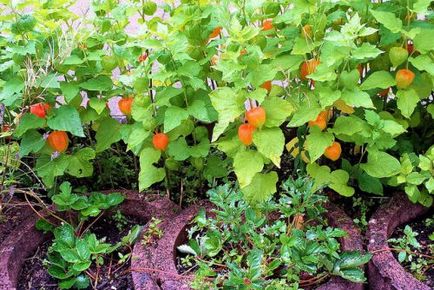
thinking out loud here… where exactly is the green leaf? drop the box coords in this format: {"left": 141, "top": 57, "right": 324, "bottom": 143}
{"left": 0, "top": 78, "right": 24, "bottom": 105}
{"left": 47, "top": 106, "right": 85, "bottom": 137}
{"left": 305, "top": 128, "right": 334, "bottom": 162}
{"left": 288, "top": 102, "right": 322, "bottom": 127}
{"left": 352, "top": 43, "right": 383, "bottom": 60}
{"left": 413, "top": 28, "right": 434, "bottom": 54}
{"left": 210, "top": 88, "right": 245, "bottom": 141}
{"left": 330, "top": 115, "right": 365, "bottom": 137}
{"left": 19, "top": 130, "right": 45, "bottom": 156}
{"left": 66, "top": 148, "right": 95, "bottom": 178}
{"left": 63, "top": 55, "right": 84, "bottom": 65}
{"left": 79, "top": 76, "right": 113, "bottom": 91}
{"left": 164, "top": 106, "right": 189, "bottom": 133}
{"left": 37, "top": 73, "right": 60, "bottom": 89}
{"left": 262, "top": 97, "right": 294, "bottom": 127}
{"left": 14, "top": 114, "right": 46, "bottom": 137}
{"left": 329, "top": 170, "right": 355, "bottom": 197}
{"left": 60, "top": 82, "right": 80, "bottom": 103}
{"left": 88, "top": 98, "right": 106, "bottom": 115}
{"left": 396, "top": 89, "right": 419, "bottom": 119}
{"left": 360, "top": 71, "right": 395, "bottom": 90}
{"left": 409, "top": 55, "right": 434, "bottom": 76}
{"left": 253, "top": 128, "right": 285, "bottom": 167}
{"left": 95, "top": 118, "right": 122, "bottom": 152}
{"left": 341, "top": 89, "right": 374, "bottom": 108}
{"left": 36, "top": 155, "right": 71, "bottom": 188}
{"left": 358, "top": 171, "right": 384, "bottom": 195}
{"left": 233, "top": 150, "right": 264, "bottom": 188}
{"left": 167, "top": 138, "right": 191, "bottom": 161}
{"left": 138, "top": 148, "right": 165, "bottom": 191}
{"left": 370, "top": 10, "right": 402, "bottom": 33}
{"left": 242, "top": 172, "right": 278, "bottom": 204}
{"left": 360, "top": 150, "right": 401, "bottom": 178}
{"left": 307, "top": 163, "right": 355, "bottom": 197}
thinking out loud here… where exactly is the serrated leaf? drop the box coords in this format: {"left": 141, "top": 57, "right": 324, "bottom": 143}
{"left": 19, "top": 130, "right": 45, "bottom": 156}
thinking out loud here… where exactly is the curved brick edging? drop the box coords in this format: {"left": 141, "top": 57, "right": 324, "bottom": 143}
{"left": 0, "top": 192, "right": 178, "bottom": 289}
{"left": 132, "top": 201, "right": 365, "bottom": 290}
{"left": 367, "top": 193, "right": 432, "bottom": 290}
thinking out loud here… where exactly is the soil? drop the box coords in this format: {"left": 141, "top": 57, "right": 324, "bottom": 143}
{"left": 0, "top": 201, "right": 31, "bottom": 245}
{"left": 389, "top": 213, "right": 434, "bottom": 288}
{"left": 17, "top": 213, "right": 146, "bottom": 290}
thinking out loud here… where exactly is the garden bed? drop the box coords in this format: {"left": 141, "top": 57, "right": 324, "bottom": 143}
{"left": 0, "top": 193, "right": 179, "bottom": 289}
{"left": 367, "top": 193, "right": 433, "bottom": 290}
{"left": 0, "top": 199, "right": 33, "bottom": 246}
{"left": 132, "top": 201, "right": 365, "bottom": 290}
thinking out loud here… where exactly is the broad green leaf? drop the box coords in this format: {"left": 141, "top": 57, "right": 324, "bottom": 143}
{"left": 262, "top": 97, "right": 294, "bottom": 127}
{"left": 253, "top": 128, "right": 285, "bottom": 167}
{"left": 47, "top": 106, "right": 84, "bottom": 137}
{"left": 37, "top": 73, "right": 60, "bottom": 89}
{"left": 242, "top": 172, "right": 278, "bottom": 204}
{"left": 352, "top": 43, "right": 383, "bottom": 60}
{"left": 36, "top": 155, "right": 71, "bottom": 188}
{"left": 14, "top": 114, "right": 46, "bottom": 137}
{"left": 360, "top": 71, "right": 395, "bottom": 90}
{"left": 89, "top": 98, "right": 107, "bottom": 115}
{"left": 305, "top": 128, "right": 334, "bottom": 162}
{"left": 0, "top": 78, "right": 24, "bottom": 104}
{"left": 164, "top": 106, "right": 189, "bottom": 132}
{"left": 409, "top": 55, "right": 434, "bottom": 76}
{"left": 271, "top": 55, "right": 304, "bottom": 72}
{"left": 330, "top": 115, "right": 365, "bottom": 136}
{"left": 413, "top": 28, "right": 434, "bottom": 54}
{"left": 329, "top": 170, "right": 355, "bottom": 197}
{"left": 370, "top": 10, "right": 402, "bottom": 33}
{"left": 396, "top": 89, "right": 419, "bottom": 119}
{"left": 307, "top": 163, "right": 355, "bottom": 197}
{"left": 341, "top": 89, "right": 374, "bottom": 108}
{"left": 138, "top": 147, "right": 165, "bottom": 191}
{"left": 80, "top": 76, "right": 113, "bottom": 91}
{"left": 233, "top": 150, "right": 264, "bottom": 188}
{"left": 95, "top": 118, "right": 122, "bottom": 152}
{"left": 360, "top": 150, "right": 401, "bottom": 178}
{"left": 210, "top": 88, "right": 245, "bottom": 141}
{"left": 66, "top": 148, "right": 95, "bottom": 178}
{"left": 60, "top": 82, "right": 80, "bottom": 102}
{"left": 19, "top": 130, "right": 45, "bottom": 156}
{"left": 288, "top": 102, "right": 322, "bottom": 127}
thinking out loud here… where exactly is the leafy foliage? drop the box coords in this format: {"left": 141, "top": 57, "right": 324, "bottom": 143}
{"left": 178, "top": 177, "right": 371, "bottom": 289}
{"left": 36, "top": 182, "right": 142, "bottom": 289}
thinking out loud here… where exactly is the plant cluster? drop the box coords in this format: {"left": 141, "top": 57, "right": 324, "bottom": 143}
{"left": 0, "top": 0, "right": 432, "bottom": 208}
{"left": 388, "top": 216, "right": 434, "bottom": 284}
{"left": 36, "top": 182, "right": 142, "bottom": 289}
{"left": 178, "top": 177, "right": 371, "bottom": 289}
